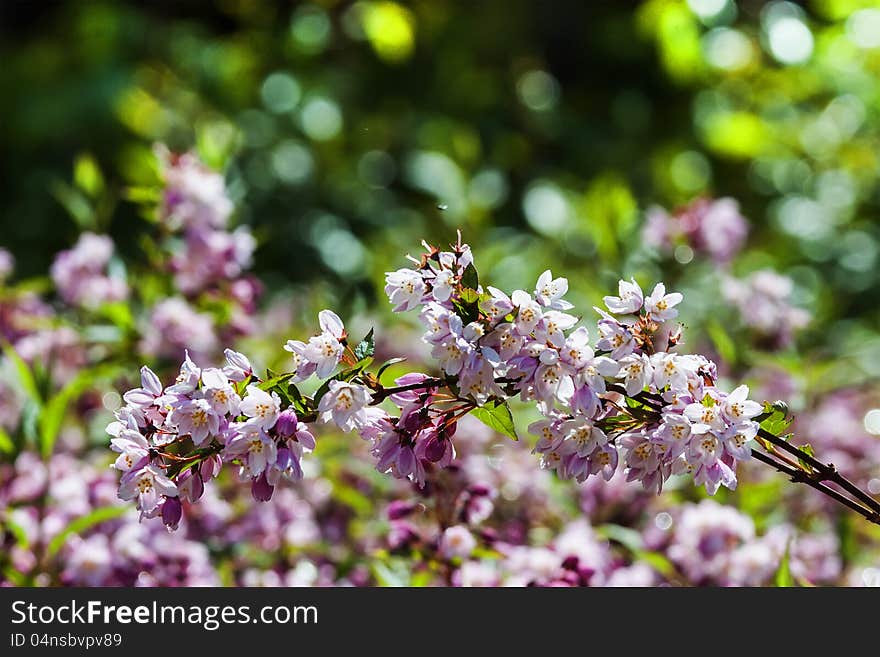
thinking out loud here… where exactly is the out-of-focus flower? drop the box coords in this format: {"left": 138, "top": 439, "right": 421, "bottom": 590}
{"left": 50, "top": 232, "right": 128, "bottom": 309}
{"left": 723, "top": 270, "right": 810, "bottom": 347}
{"left": 140, "top": 297, "right": 218, "bottom": 361}
{"left": 439, "top": 525, "right": 477, "bottom": 559}
{"left": 643, "top": 197, "right": 749, "bottom": 265}
{"left": 157, "top": 147, "right": 233, "bottom": 231}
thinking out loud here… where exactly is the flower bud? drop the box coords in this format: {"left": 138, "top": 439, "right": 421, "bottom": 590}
{"left": 400, "top": 407, "right": 427, "bottom": 433}
{"left": 161, "top": 497, "right": 182, "bottom": 532}
{"left": 561, "top": 556, "right": 580, "bottom": 571}
{"left": 224, "top": 348, "right": 252, "bottom": 374}
{"left": 275, "top": 409, "right": 300, "bottom": 438}
{"left": 199, "top": 454, "right": 222, "bottom": 481}
{"left": 178, "top": 470, "right": 204, "bottom": 503}
{"left": 467, "top": 483, "right": 491, "bottom": 497}
{"left": 387, "top": 500, "right": 418, "bottom": 521}
{"left": 251, "top": 473, "right": 274, "bottom": 502}
{"left": 423, "top": 433, "right": 447, "bottom": 463}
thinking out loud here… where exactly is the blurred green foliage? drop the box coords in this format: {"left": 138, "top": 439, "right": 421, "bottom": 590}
{"left": 2, "top": 0, "right": 880, "bottom": 383}
{"left": 1, "top": 1, "right": 689, "bottom": 293}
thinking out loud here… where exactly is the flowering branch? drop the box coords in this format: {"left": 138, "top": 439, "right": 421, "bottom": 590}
{"left": 106, "top": 233, "right": 880, "bottom": 531}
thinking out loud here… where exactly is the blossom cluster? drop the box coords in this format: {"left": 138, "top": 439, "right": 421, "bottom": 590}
{"left": 108, "top": 348, "right": 317, "bottom": 530}
{"left": 0, "top": 149, "right": 263, "bottom": 483}
{"left": 156, "top": 147, "right": 254, "bottom": 294}
{"left": 283, "top": 305, "right": 460, "bottom": 486}
{"left": 140, "top": 147, "right": 260, "bottom": 361}
{"left": 110, "top": 236, "right": 776, "bottom": 530}
{"left": 384, "top": 238, "right": 764, "bottom": 495}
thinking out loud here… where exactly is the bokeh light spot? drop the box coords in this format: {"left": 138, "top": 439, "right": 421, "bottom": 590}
{"left": 260, "top": 72, "right": 301, "bottom": 114}
{"left": 670, "top": 150, "right": 711, "bottom": 192}
{"left": 290, "top": 5, "right": 332, "bottom": 54}
{"left": 655, "top": 512, "right": 673, "bottom": 530}
{"left": 767, "top": 16, "right": 813, "bottom": 65}
{"left": 847, "top": 9, "right": 880, "bottom": 49}
{"left": 523, "top": 182, "right": 570, "bottom": 235}
{"left": 516, "top": 70, "right": 560, "bottom": 112}
{"left": 362, "top": 1, "right": 415, "bottom": 62}
{"left": 703, "top": 28, "right": 753, "bottom": 71}
{"left": 300, "top": 97, "right": 343, "bottom": 141}
{"left": 863, "top": 409, "right": 880, "bottom": 435}
{"left": 271, "top": 140, "right": 313, "bottom": 184}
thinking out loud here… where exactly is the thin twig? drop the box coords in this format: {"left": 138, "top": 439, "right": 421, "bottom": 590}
{"left": 369, "top": 377, "right": 443, "bottom": 404}
{"left": 606, "top": 384, "right": 663, "bottom": 409}
{"left": 757, "top": 428, "right": 880, "bottom": 514}
{"left": 751, "top": 448, "right": 880, "bottom": 526}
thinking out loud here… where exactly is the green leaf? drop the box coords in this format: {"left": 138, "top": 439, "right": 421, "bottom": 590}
{"left": 459, "top": 287, "right": 479, "bottom": 304}
{"left": 706, "top": 319, "right": 736, "bottom": 365}
{"left": 123, "top": 186, "right": 162, "bottom": 204}
{"left": 6, "top": 276, "right": 52, "bottom": 297}
{"left": 461, "top": 263, "right": 479, "bottom": 291}
{"left": 470, "top": 400, "right": 518, "bottom": 441}
{"left": 634, "top": 550, "right": 677, "bottom": 578}
{"left": 256, "top": 372, "right": 298, "bottom": 407}
{"left": 596, "top": 525, "right": 677, "bottom": 579}
{"left": 258, "top": 372, "right": 295, "bottom": 392}
{"left": 451, "top": 265, "right": 482, "bottom": 324}
{"left": 74, "top": 153, "right": 105, "bottom": 198}
{"left": 98, "top": 302, "right": 134, "bottom": 332}
{"left": 39, "top": 364, "right": 120, "bottom": 459}
{"left": 452, "top": 296, "right": 480, "bottom": 324}
{"left": 774, "top": 542, "right": 793, "bottom": 587}
{"left": 797, "top": 443, "right": 816, "bottom": 470}
{"left": 165, "top": 452, "right": 210, "bottom": 480}
{"left": 233, "top": 375, "right": 253, "bottom": 397}
{"left": 46, "top": 505, "right": 129, "bottom": 558}
{"left": 21, "top": 400, "right": 40, "bottom": 448}
{"left": 757, "top": 401, "right": 793, "bottom": 439}
{"left": 410, "top": 570, "right": 434, "bottom": 587}
{"left": 287, "top": 382, "right": 304, "bottom": 405}
{"left": 51, "top": 181, "right": 94, "bottom": 229}
{"left": 377, "top": 357, "right": 407, "bottom": 380}
{"left": 1, "top": 565, "right": 27, "bottom": 586}
{"left": 3, "top": 515, "right": 30, "bottom": 549}
{"left": 354, "top": 328, "right": 375, "bottom": 360}
{"left": 596, "top": 524, "right": 643, "bottom": 552}
{"left": 0, "top": 427, "right": 14, "bottom": 455}
{"left": 577, "top": 173, "right": 637, "bottom": 262}
{"left": 371, "top": 559, "right": 411, "bottom": 587}
{"left": 331, "top": 482, "right": 373, "bottom": 516}
{"left": 2, "top": 341, "right": 41, "bottom": 403}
